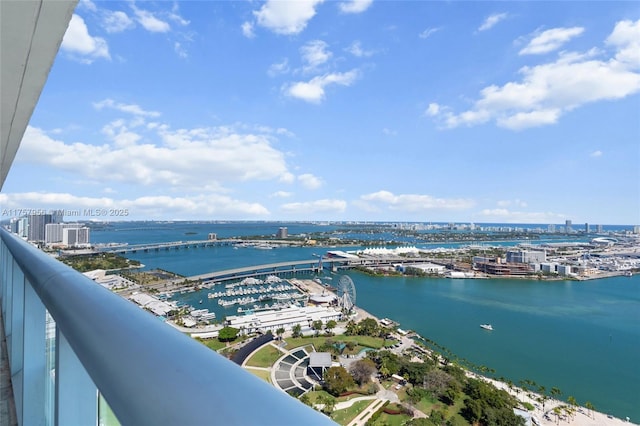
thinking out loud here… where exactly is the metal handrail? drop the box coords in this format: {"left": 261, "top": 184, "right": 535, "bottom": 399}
{"left": 1, "top": 229, "right": 335, "bottom": 425}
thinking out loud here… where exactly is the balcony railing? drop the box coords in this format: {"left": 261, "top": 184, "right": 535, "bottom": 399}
{"left": 0, "top": 228, "right": 336, "bottom": 425}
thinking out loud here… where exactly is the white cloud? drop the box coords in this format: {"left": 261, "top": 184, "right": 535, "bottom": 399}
{"left": 271, "top": 191, "right": 293, "bottom": 198}
{"left": 425, "top": 103, "right": 441, "bottom": 116}
{"left": 281, "top": 199, "right": 347, "bottom": 214}
{"left": 285, "top": 70, "right": 359, "bottom": 103}
{"left": 79, "top": 0, "right": 97, "bottom": 12}
{"left": 478, "top": 13, "right": 508, "bottom": 32}
{"left": 298, "top": 174, "right": 323, "bottom": 190}
{"left": 17, "top": 125, "right": 293, "bottom": 190}
{"left": 93, "top": 99, "right": 161, "bottom": 117}
{"left": 338, "top": 0, "right": 373, "bottom": 14}
{"left": 496, "top": 199, "right": 528, "bottom": 208}
{"left": 382, "top": 128, "right": 397, "bottom": 136}
{"left": 300, "top": 40, "right": 332, "bottom": 71}
{"left": 253, "top": 0, "right": 324, "bottom": 35}
{"left": 102, "top": 10, "right": 135, "bottom": 33}
{"left": 360, "top": 190, "right": 475, "bottom": 212}
{"left": 268, "top": 58, "right": 290, "bottom": 77}
{"left": 606, "top": 19, "right": 640, "bottom": 68}
{"left": 241, "top": 21, "right": 255, "bottom": 38}
{"left": 419, "top": 27, "right": 440, "bottom": 39}
{"left": 346, "top": 41, "right": 374, "bottom": 57}
{"left": 427, "top": 19, "right": 640, "bottom": 130}
{"left": 590, "top": 150, "right": 603, "bottom": 158}
{"left": 61, "top": 14, "right": 110, "bottom": 63}
{"left": 174, "top": 42, "right": 187, "bottom": 58}
{"left": 520, "top": 27, "right": 585, "bottom": 55}
{"left": 133, "top": 7, "right": 170, "bottom": 33}
{"left": 0, "top": 192, "right": 269, "bottom": 219}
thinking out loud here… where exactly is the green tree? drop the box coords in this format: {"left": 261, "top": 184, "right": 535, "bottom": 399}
{"left": 358, "top": 318, "right": 379, "bottom": 336}
{"left": 292, "top": 323, "right": 302, "bottom": 338}
{"left": 312, "top": 320, "right": 323, "bottom": 336}
{"left": 325, "top": 319, "right": 337, "bottom": 335}
{"left": 299, "top": 393, "right": 312, "bottom": 407}
{"left": 323, "top": 366, "right": 355, "bottom": 396}
{"left": 218, "top": 326, "right": 239, "bottom": 342}
{"left": 584, "top": 401, "right": 594, "bottom": 419}
{"left": 345, "top": 320, "right": 358, "bottom": 335}
{"left": 276, "top": 327, "right": 285, "bottom": 341}
{"left": 318, "top": 393, "right": 335, "bottom": 414}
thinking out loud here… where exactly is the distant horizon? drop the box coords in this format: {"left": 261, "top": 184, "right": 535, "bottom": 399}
{"left": 2, "top": 2, "right": 638, "bottom": 224}
{"left": 3, "top": 218, "right": 636, "bottom": 228}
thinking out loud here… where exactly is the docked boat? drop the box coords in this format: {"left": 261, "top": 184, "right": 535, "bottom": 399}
{"left": 480, "top": 324, "right": 493, "bottom": 331}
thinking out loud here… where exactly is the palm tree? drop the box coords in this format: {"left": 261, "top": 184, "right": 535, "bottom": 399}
{"left": 550, "top": 386, "right": 562, "bottom": 402}
{"left": 276, "top": 327, "right": 285, "bottom": 341}
{"left": 584, "top": 401, "right": 594, "bottom": 419}
{"left": 567, "top": 396, "right": 578, "bottom": 421}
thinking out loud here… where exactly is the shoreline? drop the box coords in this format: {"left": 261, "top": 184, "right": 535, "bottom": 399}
{"left": 349, "top": 302, "right": 635, "bottom": 425}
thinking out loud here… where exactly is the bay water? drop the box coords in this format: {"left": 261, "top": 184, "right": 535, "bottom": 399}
{"left": 91, "top": 222, "right": 640, "bottom": 421}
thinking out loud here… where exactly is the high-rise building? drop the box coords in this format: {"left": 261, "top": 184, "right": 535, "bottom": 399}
{"left": 62, "top": 227, "right": 90, "bottom": 247}
{"left": 276, "top": 227, "right": 288, "bottom": 239}
{"left": 547, "top": 224, "right": 556, "bottom": 233}
{"left": 585, "top": 223, "right": 589, "bottom": 233}
{"left": 27, "top": 214, "right": 52, "bottom": 242}
{"left": 565, "top": 220, "right": 573, "bottom": 233}
{"left": 597, "top": 224, "right": 603, "bottom": 233}
{"left": 46, "top": 223, "right": 86, "bottom": 244}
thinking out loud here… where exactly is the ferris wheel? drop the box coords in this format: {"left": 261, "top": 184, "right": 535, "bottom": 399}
{"left": 336, "top": 275, "right": 356, "bottom": 313}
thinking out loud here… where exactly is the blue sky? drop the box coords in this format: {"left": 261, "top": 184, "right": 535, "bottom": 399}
{"left": 2, "top": 0, "right": 639, "bottom": 224}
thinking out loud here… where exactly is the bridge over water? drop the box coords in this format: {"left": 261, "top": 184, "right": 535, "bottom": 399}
{"left": 97, "top": 239, "right": 240, "bottom": 254}
{"left": 186, "top": 255, "right": 435, "bottom": 284}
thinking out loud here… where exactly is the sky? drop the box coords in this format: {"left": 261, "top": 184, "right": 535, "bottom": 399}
{"left": 2, "top": 0, "right": 639, "bottom": 225}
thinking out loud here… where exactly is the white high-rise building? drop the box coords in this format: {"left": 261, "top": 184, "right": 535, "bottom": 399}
{"left": 46, "top": 223, "right": 86, "bottom": 244}
{"left": 62, "top": 227, "right": 90, "bottom": 247}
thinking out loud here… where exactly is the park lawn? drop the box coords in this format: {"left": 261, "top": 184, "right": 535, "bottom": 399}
{"left": 305, "top": 390, "right": 335, "bottom": 405}
{"left": 368, "top": 412, "right": 412, "bottom": 426}
{"left": 245, "top": 344, "right": 282, "bottom": 368}
{"left": 200, "top": 338, "right": 227, "bottom": 351}
{"left": 284, "top": 335, "right": 386, "bottom": 352}
{"left": 331, "top": 399, "right": 372, "bottom": 425}
{"left": 245, "top": 368, "right": 271, "bottom": 383}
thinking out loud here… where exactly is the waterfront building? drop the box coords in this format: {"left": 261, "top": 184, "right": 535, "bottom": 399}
{"left": 225, "top": 305, "right": 342, "bottom": 334}
{"left": 597, "top": 224, "right": 604, "bottom": 233}
{"left": 62, "top": 227, "right": 90, "bottom": 247}
{"left": 565, "top": 219, "right": 573, "bottom": 233}
{"left": 585, "top": 223, "right": 589, "bottom": 233}
{"left": 548, "top": 224, "right": 556, "bottom": 233}
{"left": 277, "top": 227, "right": 288, "bottom": 239}
{"left": 506, "top": 249, "right": 546, "bottom": 264}
{"left": 208, "top": 232, "right": 217, "bottom": 240}
{"left": 45, "top": 222, "right": 87, "bottom": 244}
{"left": 27, "top": 213, "right": 53, "bottom": 242}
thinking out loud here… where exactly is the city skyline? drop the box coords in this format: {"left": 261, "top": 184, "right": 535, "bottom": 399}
{"left": 1, "top": 1, "right": 639, "bottom": 224}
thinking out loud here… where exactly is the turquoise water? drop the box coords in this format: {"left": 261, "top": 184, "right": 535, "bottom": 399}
{"left": 344, "top": 273, "right": 640, "bottom": 421}
{"left": 92, "top": 223, "right": 640, "bottom": 421}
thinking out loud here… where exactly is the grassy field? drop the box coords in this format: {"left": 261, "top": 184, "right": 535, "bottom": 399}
{"left": 245, "top": 368, "right": 271, "bottom": 383}
{"left": 200, "top": 338, "right": 227, "bottom": 352}
{"left": 368, "top": 412, "right": 412, "bottom": 426}
{"left": 331, "top": 399, "right": 373, "bottom": 425}
{"left": 245, "top": 344, "right": 282, "bottom": 368}
{"left": 284, "top": 335, "right": 388, "bottom": 352}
